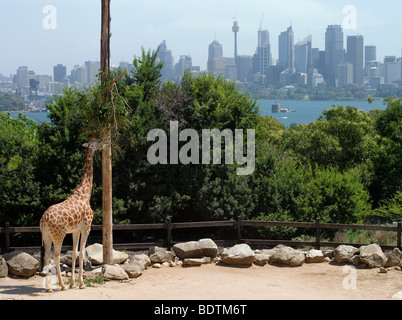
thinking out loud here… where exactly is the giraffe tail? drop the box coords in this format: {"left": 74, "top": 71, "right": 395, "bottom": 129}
{"left": 40, "top": 218, "right": 46, "bottom": 272}
{"left": 40, "top": 243, "right": 45, "bottom": 272}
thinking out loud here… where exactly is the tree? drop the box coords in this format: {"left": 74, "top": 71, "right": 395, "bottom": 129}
{"left": 127, "top": 47, "right": 163, "bottom": 102}
{"left": 100, "top": 0, "right": 113, "bottom": 264}
{"left": 0, "top": 93, "right": 26, "bottom": 111}
{"left": 35, "top": 89, "right": 88, "bottom": 211}
{"left": 299, "top": 168, "right": 371, "bottom": 224}
{"left": 282, "top": 105, "right": 379, "bottom": 188}
{"left": 372, "top": 191, "right": 402, "bottom": 222}
{"left": 0, "top": 113, "right": 40, "bottom": 225}
{"left": 371, "top": 98, "right": 402, "bottom": 203}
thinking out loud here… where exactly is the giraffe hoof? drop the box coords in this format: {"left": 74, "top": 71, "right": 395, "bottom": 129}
{"left": 46, "top": 288, "right": 53, "bottom": 293}
{"left": 69, "top": 283, "right": 76, "bottom": 289}
{"left": 79, "top": 284, "right": 86, "bottom": 289}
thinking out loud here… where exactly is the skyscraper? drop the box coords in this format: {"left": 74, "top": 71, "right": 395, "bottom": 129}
{"left": 252, "top": 29, "right": 271, "bottom": 77}
{"left": 338, "top": 62, "right": 354, "bottom": 86}
{"left": 157, "top": 40, "right": 174, "bottom": 82}
{"left": 72, "top": 65, "right": 88, "bottom": 86}
{"left": 325, "top": 25, "right": 344, "bottom": 87}
{"left": 365, "top": 45, "right": 376, "bottom": 63}
{"left": 174, "top": 55, "right": 192, "bottom": 79}
{"left": 16, "top": 66, "right": 29, "bottom": 92}
{"left": 85, "top": 61, "right": 100, "bottom": 85}
{"left": 278, "top": 25, "right": 295, "bottom": 73}
{"left": 346, "top": 35, "right": 364, "bottom": 86}
{"left": 364, "top": 45, "right": 377, "bottom": 76}
{"left": 53, "top": 64, "right": 66, "bottom": 83}
{"left": 207, "top": 40, "right": 225, "bottom": 75}
{"left": 237, "top": 55, "right": 252, "bottom": 82}
{"left": 295, "top": 35, "right": 312, "bottom": 73}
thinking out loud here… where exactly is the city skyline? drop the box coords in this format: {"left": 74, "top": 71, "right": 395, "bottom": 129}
{"left": 1, "top": 0, "right": 402, "bottom": 76}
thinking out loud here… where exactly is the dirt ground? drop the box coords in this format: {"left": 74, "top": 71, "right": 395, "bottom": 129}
{"left": 1, "top": 262, "right": 402, "bottom": 300}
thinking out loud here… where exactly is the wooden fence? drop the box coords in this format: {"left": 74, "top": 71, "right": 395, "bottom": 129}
{"left": 1, "top": 218, "right": 401, "bottom": 253}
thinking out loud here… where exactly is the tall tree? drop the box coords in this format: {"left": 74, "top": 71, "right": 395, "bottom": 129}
{"left": 101, "top": 0, "right": 113, "bottom": 264}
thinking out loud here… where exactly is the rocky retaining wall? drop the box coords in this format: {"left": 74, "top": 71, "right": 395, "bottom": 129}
{"left": 1, "top": 240, "right": 402, "bottom": 281}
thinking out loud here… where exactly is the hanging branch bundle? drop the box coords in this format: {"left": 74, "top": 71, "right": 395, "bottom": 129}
{"left": 78, "top": 69, "right": 131, "bottom": 146}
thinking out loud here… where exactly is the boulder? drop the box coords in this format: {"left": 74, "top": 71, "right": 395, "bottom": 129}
{"left": 220, "top": 244, "right": 255, "bottom": 265}
{"left": 85, "top": 266, "right": 103, "bottom": 280}
{"left": 385, "top": 248, "right": 402, "bottom": 267}
{"left": 124, "top": 254, "right": 151, "bottom": 278}
{"left": 269, "top": 245, "right": 305, "bottom": 266}
{"left": 173, "top": 238, "right": 218, "bottom": 259}
{"left": 85, "top": 243, "right": 128, "bottom": 265}
{"left": 305, "top": 249, "right": 325, "bottom": 263}
{"left": 183, "top": 257, "right": 212, "bottom": 266}
{"left": 322, "top": 249, "right": 335, "bottom": 259}
{"left": 102, "top": 264, "right": 129, "bottom": 281}
{"left": 173, "top": 241, "right": 202, "bottom": 259}
{"left": 348, "top": 255, "right": 362, "bottom": 266}
{"left": 199, "top": 239, "right": 218, "bottom": 258}
{"left": 261, "top": 248, "right": 277, "bottom": 258}
{"left": 131, "top": 253, "right": 151, "bottom": 269}
{"left": 124, "top": 261, "right": 144, "bottom": 278}
{"left": 334, "top": 245, "right": 359, "bottom": 264}
{"left": 60, "top": 250, "right": 92, "bottom": 270}
{"left": 359, "top": 244, "right": 387, "bottom": 268}
{"left": 148, "top": 246, "right": 175, "bottom": 263}
{"left": 3, "top": 251, "right": 39, "bottom": 277}
{"left": 254, "top": 254, "right": 270, "bottom": 265}
{"left": 0, "top": 257, "right": 8, "bottom": 278}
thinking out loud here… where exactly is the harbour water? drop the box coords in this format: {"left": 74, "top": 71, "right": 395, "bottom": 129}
{"left": 7, "top": 111, "right": 50, "bottom": 123}
{"left": 6, "top": 99, "right": 387, "bottom": 127}
{"left": 258, "top": 99, "right": 386, "bottom": 127}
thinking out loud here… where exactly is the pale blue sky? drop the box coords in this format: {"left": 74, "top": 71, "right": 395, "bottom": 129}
{"left": 0, "top": 0, "right": 401, "bottom": 76}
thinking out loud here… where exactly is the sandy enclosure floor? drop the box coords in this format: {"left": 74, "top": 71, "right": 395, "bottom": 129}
{"left": 1, "top": 262, "right": 402, "bottom": 300}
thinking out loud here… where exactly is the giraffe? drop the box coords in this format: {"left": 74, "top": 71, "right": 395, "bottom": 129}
{"left": 40, "top": 138, "right": 105, "bottom": 292}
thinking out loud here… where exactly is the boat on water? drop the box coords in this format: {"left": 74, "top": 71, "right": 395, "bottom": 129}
{"left": 271, "top": 102, "right": 295, "bottom": 113}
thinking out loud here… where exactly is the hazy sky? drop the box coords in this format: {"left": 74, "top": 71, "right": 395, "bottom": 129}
{"left": 1, "top": 0, "right": 401, "bottom": 76}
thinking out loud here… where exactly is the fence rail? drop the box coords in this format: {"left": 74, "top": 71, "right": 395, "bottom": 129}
{"left": 1, "top": 219, "right": 401, "bottom": 253}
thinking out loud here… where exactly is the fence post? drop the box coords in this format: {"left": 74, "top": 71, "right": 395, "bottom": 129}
{"left": 166, "top": 219, "right": 172, "bottom": 250}
{"left": 397, "top": 222, "right": 401, "bottom": 249}
{"left": 315, "top": 218, "right": 320, "bottom": 250}
{"left": 237, "top": 217, "right": 242, "bottom": 243}
{"left": 5, "top": 222, "right": 10, "bottom": 253}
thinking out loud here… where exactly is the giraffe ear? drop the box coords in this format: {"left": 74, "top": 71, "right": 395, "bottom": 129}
{"left": 82, "top": 142, "right": 89, "bottom": 148}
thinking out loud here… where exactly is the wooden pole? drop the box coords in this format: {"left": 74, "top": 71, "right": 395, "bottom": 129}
{"left": 315, "top": 218, "right": 320, "bottom": 250}
{"left": 101, "top": 0, "right": 113, "bottom": 265}
{"left": 237, "top": 217, "right": 242, "bottom": 243}
{"left": 5, "top": 222, "right": 10, "bottom": 253}
{"left": 166, "top": 219, "right": 172, "bottom": 250}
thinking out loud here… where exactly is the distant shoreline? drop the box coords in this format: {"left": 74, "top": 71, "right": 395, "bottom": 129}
{"left": 1, "top": 110, "right": 48, "bottom": 113}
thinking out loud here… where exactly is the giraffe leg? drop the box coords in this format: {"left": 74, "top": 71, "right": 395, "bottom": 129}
{"left": 53, "top": 240, "right": 66, "bottom": 291}
{"left": 42, "top": 235, "right": 53, "bottom": 293}
{"left": 78, "top": 229, "right": 90, "bottom": 289}
{"left": 70, "top": 231, "right": 80, "bottom": 288}
{"left": 42, "top": 233, "right": 52, "bottom": 268}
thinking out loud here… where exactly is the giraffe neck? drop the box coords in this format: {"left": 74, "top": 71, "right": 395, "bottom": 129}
{"left": 74, "top": 147, "right": 95, "bottom": 198}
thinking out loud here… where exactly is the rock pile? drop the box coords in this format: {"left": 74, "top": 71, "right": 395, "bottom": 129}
{"left": 333, "top": 243, "right": 402, "bottom": 268}
{"left": 0, "top": 240, "right": 401, "bottom": 283}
